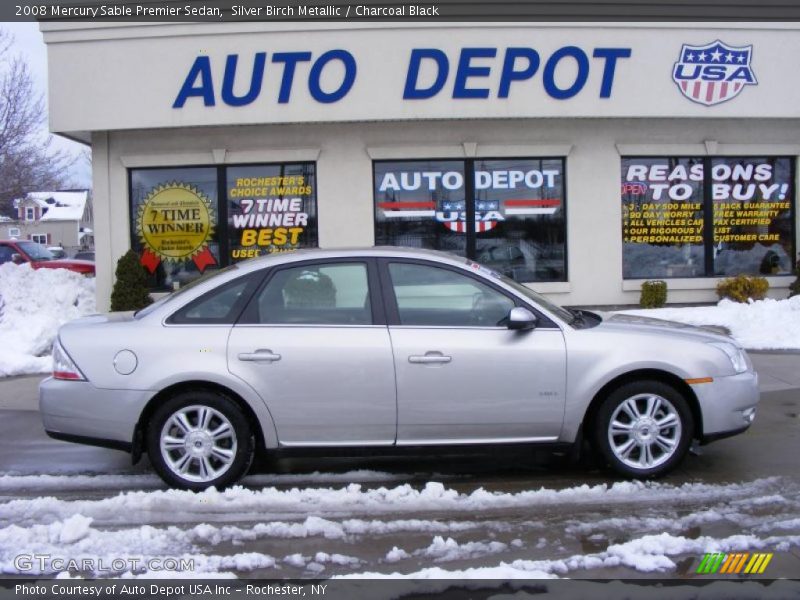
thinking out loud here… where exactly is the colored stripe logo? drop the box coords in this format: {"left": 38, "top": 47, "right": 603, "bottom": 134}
{"left": 696, "top": 552, "right": 773, "bottom": 574}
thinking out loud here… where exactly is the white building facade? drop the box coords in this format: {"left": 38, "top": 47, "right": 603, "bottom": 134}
{"left": 41, "top": 22, "right": 799, "bottom": 310}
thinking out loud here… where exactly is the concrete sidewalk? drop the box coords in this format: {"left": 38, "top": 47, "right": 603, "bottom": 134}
{"left": 1, "top": 352, "right": 798, "bottom": 412}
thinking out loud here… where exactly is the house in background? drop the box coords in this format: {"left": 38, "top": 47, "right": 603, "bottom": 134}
{"left": 2, "top": 190, "right": 93, "bottom": 252}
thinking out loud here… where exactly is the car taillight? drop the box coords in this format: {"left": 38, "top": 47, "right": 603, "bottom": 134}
{"left": 53, "top": 339, "right": 86, "bottom": 381}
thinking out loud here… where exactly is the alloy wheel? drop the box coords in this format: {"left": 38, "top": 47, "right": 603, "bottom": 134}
{"left": 159, "top": 404, "right": 238, "bottom": 483}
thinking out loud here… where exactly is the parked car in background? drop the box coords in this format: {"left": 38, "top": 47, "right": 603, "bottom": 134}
{"left": 0, "top": 240, "right": 95, "bottom": 275}
{"left": 40, "top": 248, "right": 758, "bottom": 490}
{"left": 73, "top": 251, "right": 95, "bottom": 262}
{"left": 47, "top": 246, "right": 68, "bottom": 259}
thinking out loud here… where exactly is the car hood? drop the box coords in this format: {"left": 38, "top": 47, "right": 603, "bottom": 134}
{"left": 594, "top": 312, "right": 735, "bottom": 345}
{"left": 35, "top": 259, "right": 94, "bottom": 268}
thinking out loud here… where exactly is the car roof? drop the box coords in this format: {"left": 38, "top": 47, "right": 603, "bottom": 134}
{"left": 232, "top": 246, "right": 467, "bottom": 274}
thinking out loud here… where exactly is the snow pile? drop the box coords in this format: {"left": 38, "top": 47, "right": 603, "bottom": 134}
{"left": 341, "top": 531, "right": 800, "bottom": 579}
{"left": 0, "top": 477, "right": 783, "bottom": 528}
{"left": 0, "top": 263, "right": 96, "bottom": 377}
{"left": 617, "top": 295, "right": 800, "bottom": 350}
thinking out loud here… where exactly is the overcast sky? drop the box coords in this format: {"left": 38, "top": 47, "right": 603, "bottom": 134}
{"left": 2, "top": 22, "right": 92, "bottom": 188}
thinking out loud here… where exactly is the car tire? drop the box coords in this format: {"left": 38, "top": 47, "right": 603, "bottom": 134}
{"left": 594, "top": 380, "right": 694, "bottom": 479}
{"left": 147, "top": 389, "right": 255, "bottom": 490}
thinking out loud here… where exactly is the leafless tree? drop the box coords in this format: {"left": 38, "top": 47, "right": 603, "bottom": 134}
{"left": 0, "top": 28, "right": 75, "bottom": 216}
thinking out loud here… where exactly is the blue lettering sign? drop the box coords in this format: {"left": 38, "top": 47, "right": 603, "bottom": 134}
{"left": 404, "top": 49, "right": 449, "bottom": 99}
{"left": 221, "top": 53, "right": 266, "bottom": 107}
{"left": 498, "top": 48, "right": 540, "bottom": 98}
{"left": 453, "top": 48, "right": 496, "bottom": 99}
{"left": 173, "top": 56, "right": 215, "bottom": 107}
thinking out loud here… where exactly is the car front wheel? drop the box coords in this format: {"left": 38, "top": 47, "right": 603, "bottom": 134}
{"left": 147, "top": 390, "right": 254, "bottom": 490}
{"left": 595, "top": 380, "right": 694, "bottom": 479}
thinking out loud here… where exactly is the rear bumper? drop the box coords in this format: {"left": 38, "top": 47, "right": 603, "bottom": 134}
{"left": 39, "top": 376, "right": 152, "bottom": 450}
{"left": 692, "top": 370, "right": 760, "bottom": 442}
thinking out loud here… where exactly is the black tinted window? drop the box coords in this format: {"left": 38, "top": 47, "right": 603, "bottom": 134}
{"left": 388, "top": 263, "right": 514, "bottom": 327}
{"left": 252, "top": 263, "right": 372, "bottom": 325}
{"left": 169, "top": 275, "right": 255, "bottom": 324}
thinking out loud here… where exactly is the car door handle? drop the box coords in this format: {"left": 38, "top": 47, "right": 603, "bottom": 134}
{"left": 408, "top": 353, "right": 452, "bottom": 364}
{"left": 238, "top": 349, "right": 282, "bottom": 362}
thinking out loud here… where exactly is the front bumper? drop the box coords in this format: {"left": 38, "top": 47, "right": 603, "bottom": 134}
{"left": 39, "top": 377, "right": 153, "bottom": 451}
{"left": 691, "top": 369, "right": 759, "bottom": 443}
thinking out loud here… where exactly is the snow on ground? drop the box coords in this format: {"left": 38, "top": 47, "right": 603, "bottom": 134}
{"left": 0, "top": 264, "right": 96, "bottom": 377}
{"left": 0, "top": 477, "right": 784, "bottom": 527}
{"left": 617, "top": 296, "right": 800, "bottom": 350}
{"left": 0, "top": 470, "right": 413, "bottom": 493}
{"left": 0, "top": 475, "right": 798, "bottom": 578}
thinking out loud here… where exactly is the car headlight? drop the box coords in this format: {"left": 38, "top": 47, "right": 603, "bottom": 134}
{"left": 708, "top": 342, "right": 748, "bottom": 374}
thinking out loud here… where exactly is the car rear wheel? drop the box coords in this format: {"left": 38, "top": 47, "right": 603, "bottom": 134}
{"left": 147, "top": 390, "right": 254, "bottom": 490}
{"left": 595, "top": 380, "right": 693, "bottom": 479}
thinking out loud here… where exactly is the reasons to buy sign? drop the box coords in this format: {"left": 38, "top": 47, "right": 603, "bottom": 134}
{"left": 622, "top": 159, "right": 790, "bottom": 246}
{"left": 136, "top": 182, "right": 217, "bottom": 273}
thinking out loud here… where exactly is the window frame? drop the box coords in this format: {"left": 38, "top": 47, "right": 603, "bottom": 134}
{"left": 621, "top": 154, "right": 796, "bottom": 280}
{"left": 24, "top": 207, "right": 35, "bottom": 221}
{"left": 377, "top": 257, "right": 558, "bottom": 329}
{"left": 31, "top": 233, "right": 48, "bottom": 245}
{"left": 372, "top": 156, "right": 569, "bottom": 283}
{"left": 237, "top": 257, "right": 386, "bottom": 327}
{"left": 127, "top": 160, "right": 320, "bottom": 291}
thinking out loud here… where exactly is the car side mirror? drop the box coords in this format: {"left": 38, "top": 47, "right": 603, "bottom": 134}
{"left": 507, "top": 306, "right": 537, "bottom": 331}
{"left": 11, "top": 253, "right": 24, "bottom": 265}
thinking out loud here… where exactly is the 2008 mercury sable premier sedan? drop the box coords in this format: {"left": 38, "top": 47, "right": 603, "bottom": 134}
{"left": 40, "top": 248, "right": 759, "bottom": 489}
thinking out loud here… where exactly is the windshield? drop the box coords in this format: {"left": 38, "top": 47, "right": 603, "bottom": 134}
{"left": 134, "top": 264, "right": 240, "bottom": 319}
{"left": 17, "top": 241, "right": 54, "bottom": 261}
{"left": 464, "top": 259, "right": 575, "bottom": 324}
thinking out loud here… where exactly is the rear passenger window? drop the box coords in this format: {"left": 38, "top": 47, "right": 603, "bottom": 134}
{"left": 252, "top": 263, "right": 372, "bottom": 325}
{"left": 388, "top": 262, "right": 514, "bottom": 327}
{"left": 168, "top": 275, "right": 255, "bottom": 324}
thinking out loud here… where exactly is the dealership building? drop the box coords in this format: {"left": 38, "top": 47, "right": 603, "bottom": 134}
{"left": 41, "top": 21, "right": 799, "bottom": 310}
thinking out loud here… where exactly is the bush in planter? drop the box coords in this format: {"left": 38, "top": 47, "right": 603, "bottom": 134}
{"left": 639, "top": 280, "right": 667, "bottom": 308}
{"left": 790, "top": 255, "right": 800, "bottom": 298}
{"left": 110, "top": 250, "right": 153, "bottom": 312}
{"left": 716, "top": 275, "right": 769, "bottom": 303}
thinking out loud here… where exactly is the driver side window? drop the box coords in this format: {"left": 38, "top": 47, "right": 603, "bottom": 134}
{"left": 388, "top": 262, "right": 514, "bottom": 327}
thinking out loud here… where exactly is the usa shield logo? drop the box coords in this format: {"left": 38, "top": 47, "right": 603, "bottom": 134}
{"left": 672, "top": 40, "right": 757, "bottom": 106}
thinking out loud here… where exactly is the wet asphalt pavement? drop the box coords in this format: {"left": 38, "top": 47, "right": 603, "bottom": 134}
{"left": 0, "top": 354, "right": 798, "bottom": 579}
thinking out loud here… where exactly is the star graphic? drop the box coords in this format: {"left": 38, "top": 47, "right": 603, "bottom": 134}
{"left": 710, "top": 49, "right": 723, "bottom": 61}
{"left": 698, "top": 51, "right": 708, "bottom": 61}
{"left": 725, "top": 52, "right": 735, "bottom": 62}
{"left": 686, "top": 52, "right": 696, "bottom": 62}
{"left": 737, "top": 54, "right": 746, "bottom": 63}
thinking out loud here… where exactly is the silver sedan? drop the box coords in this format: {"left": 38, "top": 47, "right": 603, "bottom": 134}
{"left": 40, "top": 248, "right": 759, "bottom": 489}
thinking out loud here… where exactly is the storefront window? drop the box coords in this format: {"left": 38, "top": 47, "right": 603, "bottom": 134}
{"left": 374, "top": 160, "right": 467, "bottom": 257}
{"left": 374, "top": 158, "right": 567, "bottom": 282}
{"left": 130, "top": 167, "right": 220, "bottom": 291}
{"left": 622, "top": 158, "right": 705, "bottom": 279}
{"left": 227, "top": 163, "right": 317, "bottom": 262}
{"left": 711, "top": 157, "right": 794, "bottom": 276}
{"left": 622, "top": 156, "right": 795, "bottom": 279}
{"left": 130, "top": 162, "right": 318, "bottom": 290}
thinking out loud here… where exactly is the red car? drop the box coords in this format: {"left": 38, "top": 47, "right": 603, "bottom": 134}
{"left": 0, "top": 240, "right": 95, "bottom": 275}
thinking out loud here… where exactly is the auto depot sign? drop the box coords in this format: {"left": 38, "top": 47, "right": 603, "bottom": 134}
{"left": 172, "top": 45, "right": 633, "bottom": 107}
{"left": 44, "top": 24, "right": 794, "bottom": 134}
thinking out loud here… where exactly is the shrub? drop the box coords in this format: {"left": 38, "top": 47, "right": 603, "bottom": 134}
{"left": 639, "top": 280, "right": 667, "bottom": 308}
{"left": 716, "top": 275, "right": 769, "bottom": 303}
{"left": 110, "top": 250, "right": 153, "bottom": 312}
{"left": 790, "top": 255, "right": 800, "bottom": 298}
